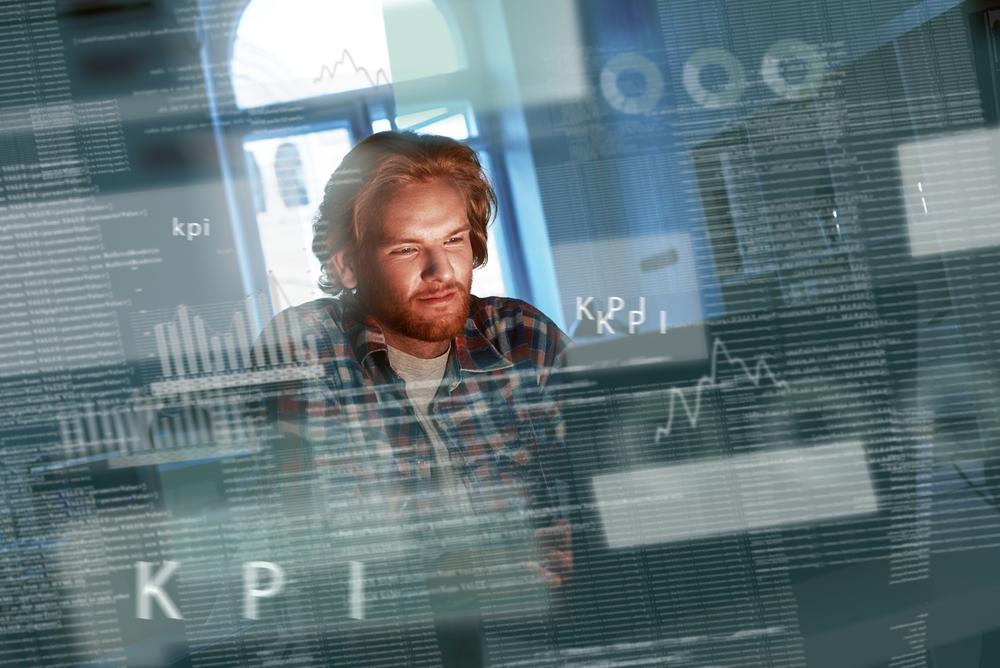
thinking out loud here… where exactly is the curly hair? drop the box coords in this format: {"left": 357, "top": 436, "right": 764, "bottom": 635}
{"left": 311, "top": 131, "right": 497, "bottom": 295}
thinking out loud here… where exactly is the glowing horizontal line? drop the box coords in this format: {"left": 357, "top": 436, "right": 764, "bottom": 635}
{"left": 150, "top": 365, "right": 325, "bottom": 395}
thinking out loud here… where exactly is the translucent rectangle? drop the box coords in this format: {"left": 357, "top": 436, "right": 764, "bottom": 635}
{"left": 593, "top": 441, "right": 878, "bottom": 549}
{"left": 899, "top": 128, "right": 1000, "bottom": 257}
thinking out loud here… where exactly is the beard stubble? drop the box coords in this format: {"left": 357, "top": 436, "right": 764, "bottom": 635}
{"left": 358, "top": 273, "right": 472, "bottom": 344}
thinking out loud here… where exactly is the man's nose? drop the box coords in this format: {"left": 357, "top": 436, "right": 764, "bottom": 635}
{"left": 422, "top": 247, "right": 455, "bottom": 284}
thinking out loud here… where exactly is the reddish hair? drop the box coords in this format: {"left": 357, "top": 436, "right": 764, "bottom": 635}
{"left": 312, "top": 131, "right": 496, "bottom": 295}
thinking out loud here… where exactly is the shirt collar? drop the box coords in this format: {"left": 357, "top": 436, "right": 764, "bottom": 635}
{"left": 339, "top": 292, "right": 513, "bottom": 376}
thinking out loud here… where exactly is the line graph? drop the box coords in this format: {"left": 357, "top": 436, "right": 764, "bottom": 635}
{"left": 313, "top": 49, "right": 391, "bottom": 87}
{"left": 654, "top": 338, "right": 790, "bottom": 444}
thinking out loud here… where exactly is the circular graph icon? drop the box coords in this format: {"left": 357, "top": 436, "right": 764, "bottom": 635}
{"left": 761, "top": 39, "right": 826, "bottom": 100}
{"left": 600, "top": 52, "right": 664, "bottom": 115}
{"left": 682, "top": 47, "right": 745, "bottom": 109}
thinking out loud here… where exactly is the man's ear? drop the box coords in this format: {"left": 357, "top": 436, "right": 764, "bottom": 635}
{"left": 330, "top": 249, "right": 358, "bottom": 290}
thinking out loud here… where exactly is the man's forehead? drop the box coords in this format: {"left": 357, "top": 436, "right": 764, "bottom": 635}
{"left": 372, "top": 183, "right": 470, "bottom": 244}
{"left": 375, "top": 219, "right": 471, "bottom": 245}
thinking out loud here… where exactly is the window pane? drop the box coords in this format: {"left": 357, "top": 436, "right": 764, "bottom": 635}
{"left": 383, "top": 0, "right": 464, "bottom": 81}
{"left": 243, "top": 128, "right": 353, "bottom": 307}
{"left": 473, "top": 150, "right": 508, "bottom": 297}
{"left": 397, "top": 107, "right": 472, "bottom": 140}
{"left": 274, "top": 143, "right": 309, "bottom": 208}
{"left": 232, "top": 0, "right": 464, "bottom": 109}
{"left": 474, "top": 222, "right": 508, "bottom": 298}
{"left": 232, "top": 0, "right": 393, "bottom": 109}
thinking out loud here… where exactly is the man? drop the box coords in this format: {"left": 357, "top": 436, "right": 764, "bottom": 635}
{"left": 252, "top": 131, "right": 572, "bottom": 665}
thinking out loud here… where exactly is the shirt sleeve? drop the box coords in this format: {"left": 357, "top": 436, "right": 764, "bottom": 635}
{"left": 244, "top": 307, "right": 446, "bottom": 632}
{"left": 248, "top": 306, "right": 345, "bottom": 494}
{"left": 519, "top": 304, "right": 575, "bottom": 588}
{"left": 247, "top": 306, "right": 401, "bottom": 530}
{"left": 529, "top": 310, "right": 574, "bottom": 524}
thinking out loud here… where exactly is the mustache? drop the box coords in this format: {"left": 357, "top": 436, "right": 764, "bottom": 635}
{"left": 414, "top": 282, "right": 467, "bottom": 300}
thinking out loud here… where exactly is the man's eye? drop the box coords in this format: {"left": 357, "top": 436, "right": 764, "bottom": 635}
{"left": 446, "top": 236, "right": 464, "bottom": 244}
{"left": 392, "top": 247, "right": 416, "bottom": 255}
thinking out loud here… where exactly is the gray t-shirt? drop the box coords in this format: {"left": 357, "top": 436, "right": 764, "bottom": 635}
{"left": 386, "top": 344, "right": 470, "bottom": 506}
{"left": 385, "top": 344, "right": 543, "bottom": 609}
{"left": 386, "top": 343, "right": 449, "bottom": 415}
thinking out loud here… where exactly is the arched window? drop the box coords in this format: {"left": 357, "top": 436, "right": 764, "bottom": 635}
{"left": 273, "top": 142, "right": 308, "bottom": 208}
{"left": 246, "top": 152, "right": 266, "bottom": 213}
{"left": 232, "top": 0, "right": 464, "bottom": 109}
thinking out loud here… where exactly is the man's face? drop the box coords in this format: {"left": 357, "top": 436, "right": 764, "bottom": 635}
{"left": 354, "top": 178, "right": 474, "bottom": 348}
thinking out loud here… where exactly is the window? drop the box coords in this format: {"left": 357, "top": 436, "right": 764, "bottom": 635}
{"left": 243, "top": 128, "right": 353, "bottom": 308}
{"left": 273, "top": 143, "right": 309, "bottom": 208}
{"left": 231, "top": 0, "right": 395, "bottom": 109}
{"left": 246, "top": 152, "right": 266, "bottom": 213}
{"left": 231, "top": 0, "right": 509, "bottom": 309}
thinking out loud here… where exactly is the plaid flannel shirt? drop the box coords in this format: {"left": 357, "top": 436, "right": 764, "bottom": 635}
{"left": 252, "top": 293, "right": 572, "bottom": 559}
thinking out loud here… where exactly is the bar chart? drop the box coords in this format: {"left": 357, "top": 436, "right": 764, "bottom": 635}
{"left": 147, "top": 293, "right": 324, "bottom": 395}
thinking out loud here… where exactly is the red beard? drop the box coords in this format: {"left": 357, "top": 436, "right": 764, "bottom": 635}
{"left": 358, "top": 277, "right": 471, "bottom": 343}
